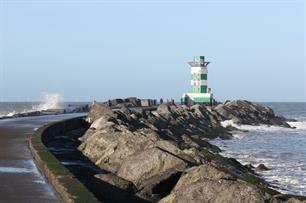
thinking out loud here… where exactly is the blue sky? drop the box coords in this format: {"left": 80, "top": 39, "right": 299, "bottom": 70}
{"left": 0, "top": 0, "right": 305, "bottom": 102}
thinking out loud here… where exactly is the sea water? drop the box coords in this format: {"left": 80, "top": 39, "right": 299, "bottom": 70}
{"left": 212, "top": 102, "right": 306, "bottom": 196}
{"left": 0, "top": 93, "right": 89, "bottom": 118}
{"left": 0, "top": 102, "right": 89, "bottom": 118}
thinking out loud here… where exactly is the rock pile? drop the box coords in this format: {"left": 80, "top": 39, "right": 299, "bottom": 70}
{"left": 77, "top": 100, "right": 302, "bottom": 203}
{"left": 102, "top": 97, "right": 157, "bottom": 108}
{"left": 212, "top": 100, "right": 293, "bottom": 127}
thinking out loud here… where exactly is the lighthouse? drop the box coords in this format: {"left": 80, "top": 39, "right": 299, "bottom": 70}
{"left": 181, "top": 56, "right": 213, "bottom": 105}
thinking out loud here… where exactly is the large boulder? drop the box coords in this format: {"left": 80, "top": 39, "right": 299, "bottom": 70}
{"left": 86, "top": 103, "right": 115, "bottom": 123}
{"left": 117, "top": 147, "right": 187, "bottom": 187}
{"left": 156, "top": 104, "right": 173, "bottom": 120}
{"left": 125, "top": 97, "right": 141, "bottom": 106}
{"left": 110, "top": 98, "right": 124, "bottom": 106}
{"left": 159, "top": 164, "right": 273, "bottom": 203}
{"left": 78, "top": 125, "right": 158, "bottom": 173}
{"left": 90, "top": 116, "right": 115, "bottom": 130}
{"left": 256, "top": 164, "right": 270, "bottom": 171}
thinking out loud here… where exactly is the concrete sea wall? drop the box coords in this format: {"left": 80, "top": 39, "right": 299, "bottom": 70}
{"left": 29, "top": 117, "right": 100, "bottom": 203}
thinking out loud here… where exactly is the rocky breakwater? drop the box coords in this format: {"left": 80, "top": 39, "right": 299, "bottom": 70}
{"left": 77, "top": 100, "right": 304, "bottom": 203}
{"left": 212, "top": 100, "right": 294, "bottom": 127}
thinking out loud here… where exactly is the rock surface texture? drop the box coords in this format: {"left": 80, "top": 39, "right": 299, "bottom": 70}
{"left": 213, "top": 100, "right": 293, "bottom": 127}
{"left": 78, "top": 100, "right": 303, "bottom": 203}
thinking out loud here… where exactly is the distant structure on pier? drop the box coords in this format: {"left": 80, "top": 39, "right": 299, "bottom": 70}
{"left": 181, "top": 56, "right": 213, "bottom": 105}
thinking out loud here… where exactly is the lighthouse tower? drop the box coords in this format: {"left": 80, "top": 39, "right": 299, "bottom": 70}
{"left": 181, "top": 56, "right": 213, "bottom": 105}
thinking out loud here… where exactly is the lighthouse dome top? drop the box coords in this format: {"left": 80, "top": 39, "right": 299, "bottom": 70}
{"left": 188, "top": 55, "right": 210, "bottom": 67}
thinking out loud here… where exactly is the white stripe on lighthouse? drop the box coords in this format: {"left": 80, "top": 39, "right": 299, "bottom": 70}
{"left": 191, "top": 67, "right": 207, "bottom": 74}
{"left": 200, "top": 80, "right": 207, "bottom": 85}
{"left": 190, "top": 80, "right": 207, "bottom": 86}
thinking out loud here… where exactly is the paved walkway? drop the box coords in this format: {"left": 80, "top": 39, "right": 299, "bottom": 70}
{"left": 0, "top": 114, "right": 84, "bottom": 203}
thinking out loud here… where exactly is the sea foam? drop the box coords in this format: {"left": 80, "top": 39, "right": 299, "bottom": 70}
{"left": 0, "top": 93, "right": 64, "bottom": 119}
{"left": 221, "top": 119, "right": 306, "bottom": 133}
{"left": 287, "top": 121, "right": 306, "bottom": 130}
{"left": 35, "top": 93, "right": 63, "bottom": 111}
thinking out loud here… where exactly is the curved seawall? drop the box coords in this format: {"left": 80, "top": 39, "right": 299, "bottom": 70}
{"left": 29, "top": 116, "right": 100, "bottom": 203}
{"left": 0, "top": 114, "right": 83, "bottom": 202}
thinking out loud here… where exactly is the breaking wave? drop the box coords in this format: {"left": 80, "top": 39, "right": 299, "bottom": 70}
{"left": 35, "top": 93, "right": 63, "bottom": 111}
{"left": 220, "top": 120, "right": 239, "bottom": 128}
{"left": 287, "top": 121, "right": 306, "bottom": 130}
{"left": 0, "top": 93, "right": 64, "bottom": 119}
{"left": 214, "top": 115, "right": 306, "bottom": 196}
{"left": 221, "top": 119, "right": 306, "bottom": 137}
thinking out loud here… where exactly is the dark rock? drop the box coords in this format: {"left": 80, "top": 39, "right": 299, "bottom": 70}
{"left": 110, "top": 98, "right": 124, "bottom": 106}
{"left": 256, "top": 164, "right": 270, "bottom": 171}
{"left": 116, "top": 102, "right": 136, "bottom": 108}
{"left": 245, "top": 164, "right": 255, "bottom": 170}
{"left": 273, "top": 194, "right": 306, "bottom": 203}
{"left": 92, "top": 173, "right": 136, "bottom": 200}
{"left": 15, "top": 111, "right": 41, "bottom": 117}
{"left": 125, "top": 97, "right": 141, "bottom": 106}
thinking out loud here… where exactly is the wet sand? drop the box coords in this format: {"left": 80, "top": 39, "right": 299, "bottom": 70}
{"left": 0, "top": 114, "right": 85, "bottom": 203}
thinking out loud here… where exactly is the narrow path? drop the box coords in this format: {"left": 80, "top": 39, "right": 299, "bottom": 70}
{"left": 0, "top": 114, "right": 85, "bottom": 203}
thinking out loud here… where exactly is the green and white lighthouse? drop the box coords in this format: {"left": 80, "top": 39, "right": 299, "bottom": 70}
{"left": 181, "top": 56, "right": 213, "bottom": 105}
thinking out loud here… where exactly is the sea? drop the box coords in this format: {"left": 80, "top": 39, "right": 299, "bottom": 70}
{"left": 0, "top": 93, "right": 89, "bottom": 118}
{"left": 0, "top": 101, "right": 305, "bottom": 196}
{"left": 211, "top": 102, "right": 306, "bottom": 196}
{"left": 0, "top": 102, "right": 89, "bottom": 118}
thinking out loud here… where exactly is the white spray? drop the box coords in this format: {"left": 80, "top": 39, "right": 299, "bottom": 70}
{"left": 36, "top": 93, "right": 63, "bottom": 111}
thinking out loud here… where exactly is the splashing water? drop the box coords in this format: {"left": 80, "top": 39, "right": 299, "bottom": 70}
{"left": 36, "top": 93, "right": 63, "bottom": 111}
{"left": 212, "top": 103, "right": 306, "bottom": 196}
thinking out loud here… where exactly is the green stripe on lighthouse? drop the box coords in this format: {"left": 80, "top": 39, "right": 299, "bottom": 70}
{"left": 193, "top": 97, "right": 211, "bottom": 103}
{"left": 200, "top": 85, "right": 207, "bottom": 93}
{"left": 191, "top": 85, "right": 207, "bottom": 93}
{"left": 191, "top": 74, "right": 207, "bottom": 80}
{"left": 201, "top": 74, "right": 207, "bottom": 80}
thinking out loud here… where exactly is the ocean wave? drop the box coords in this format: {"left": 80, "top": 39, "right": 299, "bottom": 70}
{"left": 236, "top": 124, "right": 293, "bottom": 133}
{"left": 220, "top": 120, "right": 239, "bottom": 128}
{"left": 221, "top": 119, "right": 306, "bottom": 134}
{"left": 0, "top": 109, "right": 36, "bottom": 119}
{"left": 287, "top": 121, "right": 306, "bottom": 130}
{"left": 220, "top": 120, "right": 283, "bottom": 132}
{"left": 0, "top": 111, "right": 19, "bottom": 119}
{"left": 219, "top": 148, "right": 306, "bottom": 195}
{"left": 231, "top": 132, "right": 247, "bottom": 139}
{"left": 215, "top": 105, "right": 306, "bottom": 196}
{"left": 35, "top": 93, "right": 63, "bottom": 111}
{"left": 261, "top": 170, "right": 306, "bottom": 195}
{"left": 0, "top": 93, "right": 65, "bottom": 119}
